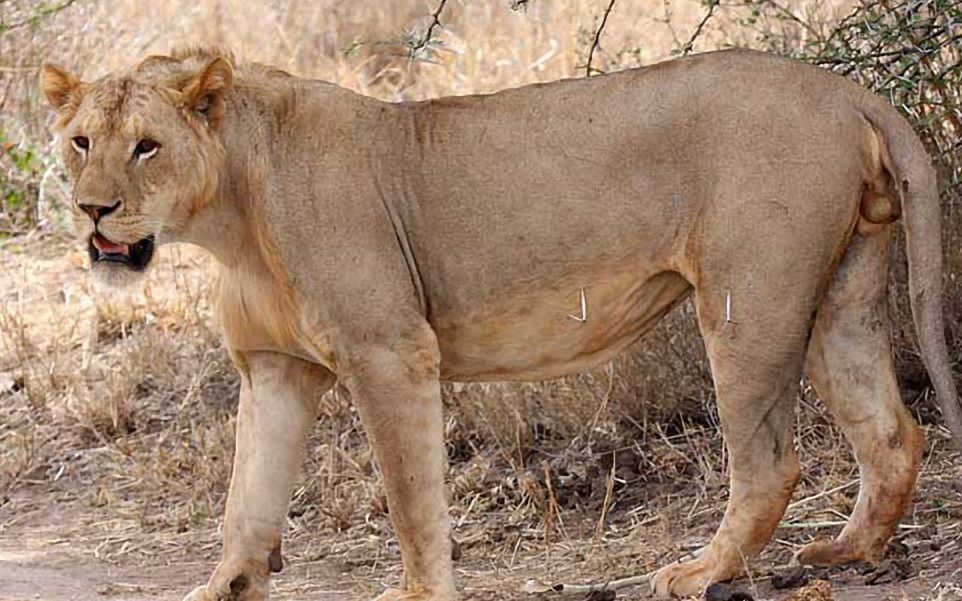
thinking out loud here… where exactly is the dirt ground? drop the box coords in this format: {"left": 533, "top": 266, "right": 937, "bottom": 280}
{"left": 3, "top": 467, "right": 961, "bottom": 601}
{"left": 0, "top": 521, "right": 958, "bottom": 601}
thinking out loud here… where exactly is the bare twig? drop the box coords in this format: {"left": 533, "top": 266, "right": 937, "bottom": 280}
{"left": 682, "top": 0, "right": 719, "bottom": 55}
{"left": 522, "top": 571, "right": 653, "bottom": 596}
{"left": 594, "top": 452, "right": 616, "bottom": 541}
{"left": 757, "top": 0, "right": 823, "bottom": 42}
{"left": 784, "top": 479, "right": 858, "bottom": 512}
{"left": 406, "top": 0, "right": 450, "bottom": 59}
{"left": 585, "top": 0, "right": 617, "bottom": 77}
{"left": 0, "top": 0, "right": 82, "bottom": 32}
{"left": 540, "top": 459, "right": 561, "bottom": 553}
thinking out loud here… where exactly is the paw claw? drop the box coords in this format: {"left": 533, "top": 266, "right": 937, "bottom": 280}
{"left": 182, "top": 572, "right": 269, "bottom": 601}
{"left": 651, "top": 563, "right": 700, "bottom": 598}
{"left": 372, "top": 587, "right": 456, "bottom": 601}
{"left": 182, "top": 586, "right": 212, "bottom": 601}
{"left": 795, "top": 539, "right": 859, "bottom": 567}
{"left": 650, "top": 556, "right": 742, "bottom": 599}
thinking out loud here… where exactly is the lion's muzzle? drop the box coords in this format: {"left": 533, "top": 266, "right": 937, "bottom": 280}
{"left": 87, "top": 233, "right": 156, "bottom": 271}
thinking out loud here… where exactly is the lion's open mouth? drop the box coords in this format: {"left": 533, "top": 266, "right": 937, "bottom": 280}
{"left": 88, "top": 233, "right": 155, "bottom": 271}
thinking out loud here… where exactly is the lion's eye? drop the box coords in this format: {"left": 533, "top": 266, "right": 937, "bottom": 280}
{"left": 70, "top": 136, "right": 89, "bottom": 154}
{"left": 133, "top": 138, "right": 160, "bottom": 160}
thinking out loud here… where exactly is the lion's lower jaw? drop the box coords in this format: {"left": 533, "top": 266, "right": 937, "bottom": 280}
{"left": 89, "top": 261, "right": 148, "bottom": 290}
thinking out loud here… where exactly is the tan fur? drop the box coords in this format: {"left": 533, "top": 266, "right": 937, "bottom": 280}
{"left": 43, "top": 47, "right": 960, "bottom": 600}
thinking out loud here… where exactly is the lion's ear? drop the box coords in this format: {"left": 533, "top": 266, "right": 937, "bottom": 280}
{"left": 40, "top": 64, "right": 81, "bottom": 109}
{"left": 181, "top": 57, "right": 233, "bottom": 130}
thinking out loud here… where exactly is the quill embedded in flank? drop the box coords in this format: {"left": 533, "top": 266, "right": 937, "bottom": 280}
{"left": 568, "top": 289, "right": 588, "bottom": 323}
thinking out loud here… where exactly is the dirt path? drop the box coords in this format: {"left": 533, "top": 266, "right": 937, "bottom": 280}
{"left": 0, "top": 544, "right": 357, "bottom": 601}
{"left": 1, "top": 535, "right": 954, "bottom": 601}
{"left": 0, "top": 547, "right": 203, "bottom": 601}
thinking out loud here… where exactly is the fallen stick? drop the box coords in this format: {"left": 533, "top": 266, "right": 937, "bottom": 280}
{"left": 522, "top": 559, "right": 826, "bottom": 596}
{"left": 522, "top": 571, "right": 653, "bottom": 596}
{"left": 784, "top": 479, "right": 858, "bottom": 512}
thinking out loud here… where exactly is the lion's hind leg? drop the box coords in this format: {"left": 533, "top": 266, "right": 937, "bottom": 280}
{"left": 650, "top": 271, "right": 817, "bottom": 597}
{"left": 796, "top": 227, "right": 924, "bottom": 567}
{"left": 647, "top": 174, "right": 863, "bottom": 598}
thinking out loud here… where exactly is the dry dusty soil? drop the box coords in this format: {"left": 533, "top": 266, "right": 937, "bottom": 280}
{"left": 1, "top": 508, "right": 959, "bottom": 601}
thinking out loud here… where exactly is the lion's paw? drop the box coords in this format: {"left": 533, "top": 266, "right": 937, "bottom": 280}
{"left": 181, "top": 575, "right": 267, "bottom": 601}
{"left": 181, "top": 586, "right": 213, "bottom": 601}
{"left": 372, "top": 587, "right": 456, "bottom": 601}
{"left": 650, "top": 556, "right": 741, "bottom": 599}
{"left": 795, "top": 538, "right": 860, "bottom": 567}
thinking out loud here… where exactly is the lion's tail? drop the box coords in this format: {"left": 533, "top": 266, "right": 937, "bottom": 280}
{"left": 862, "top": 100, "right": 962, "bottom": 448}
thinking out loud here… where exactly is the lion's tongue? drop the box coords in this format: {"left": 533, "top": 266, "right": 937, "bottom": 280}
{"left": 92, "top": 234, "right": 129, "bottom": 255}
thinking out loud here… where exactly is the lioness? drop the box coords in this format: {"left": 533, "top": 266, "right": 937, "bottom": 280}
{"left": 42, "top": 47, "right": 962, "bottom": 600}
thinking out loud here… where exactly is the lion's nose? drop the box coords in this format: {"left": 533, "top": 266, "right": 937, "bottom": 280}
{"left": 78, "top": 200, "right": 121, "bottom": 223}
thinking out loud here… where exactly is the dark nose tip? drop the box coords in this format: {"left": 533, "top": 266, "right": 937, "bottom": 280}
{"left": 78, "top": 200, "right": 121, "bottom": 223}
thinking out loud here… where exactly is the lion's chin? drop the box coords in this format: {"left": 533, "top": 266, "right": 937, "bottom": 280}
{"left": 89, "top": 260, "right": 149, "bottom": 291}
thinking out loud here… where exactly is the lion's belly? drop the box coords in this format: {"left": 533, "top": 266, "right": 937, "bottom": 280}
{"left": 433, "top": 269, "right": 691, "bottom": 381}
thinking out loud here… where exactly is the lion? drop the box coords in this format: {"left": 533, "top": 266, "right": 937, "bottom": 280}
{"left": 41, "top": 46, "right": 962, "bottom": 600}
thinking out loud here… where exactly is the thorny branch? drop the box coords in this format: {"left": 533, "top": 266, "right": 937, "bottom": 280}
{"left": 752, "top": 0, "right": 823, "bottom": 42}
{"left": 584, "top": 0, "right": 617, "bottom": 77}
{"left": 406, "top": 0, "right": 451, "bottom": 60}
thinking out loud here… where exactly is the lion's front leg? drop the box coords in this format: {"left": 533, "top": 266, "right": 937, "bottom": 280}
{"left": 185, "top": 352, "right": 333, "bottom": 601}
{"left": 342, "top": 329, "right": 456, "bottom": 601}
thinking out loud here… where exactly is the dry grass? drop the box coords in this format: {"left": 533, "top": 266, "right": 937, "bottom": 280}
{"left": 1, "top": 1, "right": 961, "bottom": 599}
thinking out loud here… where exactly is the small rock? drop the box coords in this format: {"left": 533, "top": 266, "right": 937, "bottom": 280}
{"left": 704, "top": 582, "right": 754, "bottom": 601}
{"left": 785, "top": 579, "right": 834, "bottom": 601}
{"left": 771, "top": 566, "right": 810, "bottom": 590}
{"left": 584, "top": 591, "right": 615, "bottom": 601}
{"left": 862, "top": 558, "right": 914, "bottom": 585}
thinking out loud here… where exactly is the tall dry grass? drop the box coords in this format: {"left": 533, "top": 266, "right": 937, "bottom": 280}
{"left": 1, "top": 2, "right": 961, "bottom": 596}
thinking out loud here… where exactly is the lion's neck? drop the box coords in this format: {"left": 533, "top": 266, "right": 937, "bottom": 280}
{"left": 178, "top": 102, "right": 265, "bottom": 267}
{"left": 177, "top": 194, "right": 252, "bottom": 268}
{"left": 180, "top": 77, "right": 337, "bottom": 270}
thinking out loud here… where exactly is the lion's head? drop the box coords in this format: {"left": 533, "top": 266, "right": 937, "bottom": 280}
{"left": 41, "top": 49, "right": 233, "bottom": 286}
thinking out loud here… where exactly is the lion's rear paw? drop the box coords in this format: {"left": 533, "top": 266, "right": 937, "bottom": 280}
{"left": 795, "top": 538, "right": 863, "bottom": 567}
{"left": 650, "top": 556, "right": 742, "bottom": 599}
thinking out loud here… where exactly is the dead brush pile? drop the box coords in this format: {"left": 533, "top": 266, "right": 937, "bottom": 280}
{"left": 1, "top": 0, "right": 961, "bottom": 596}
